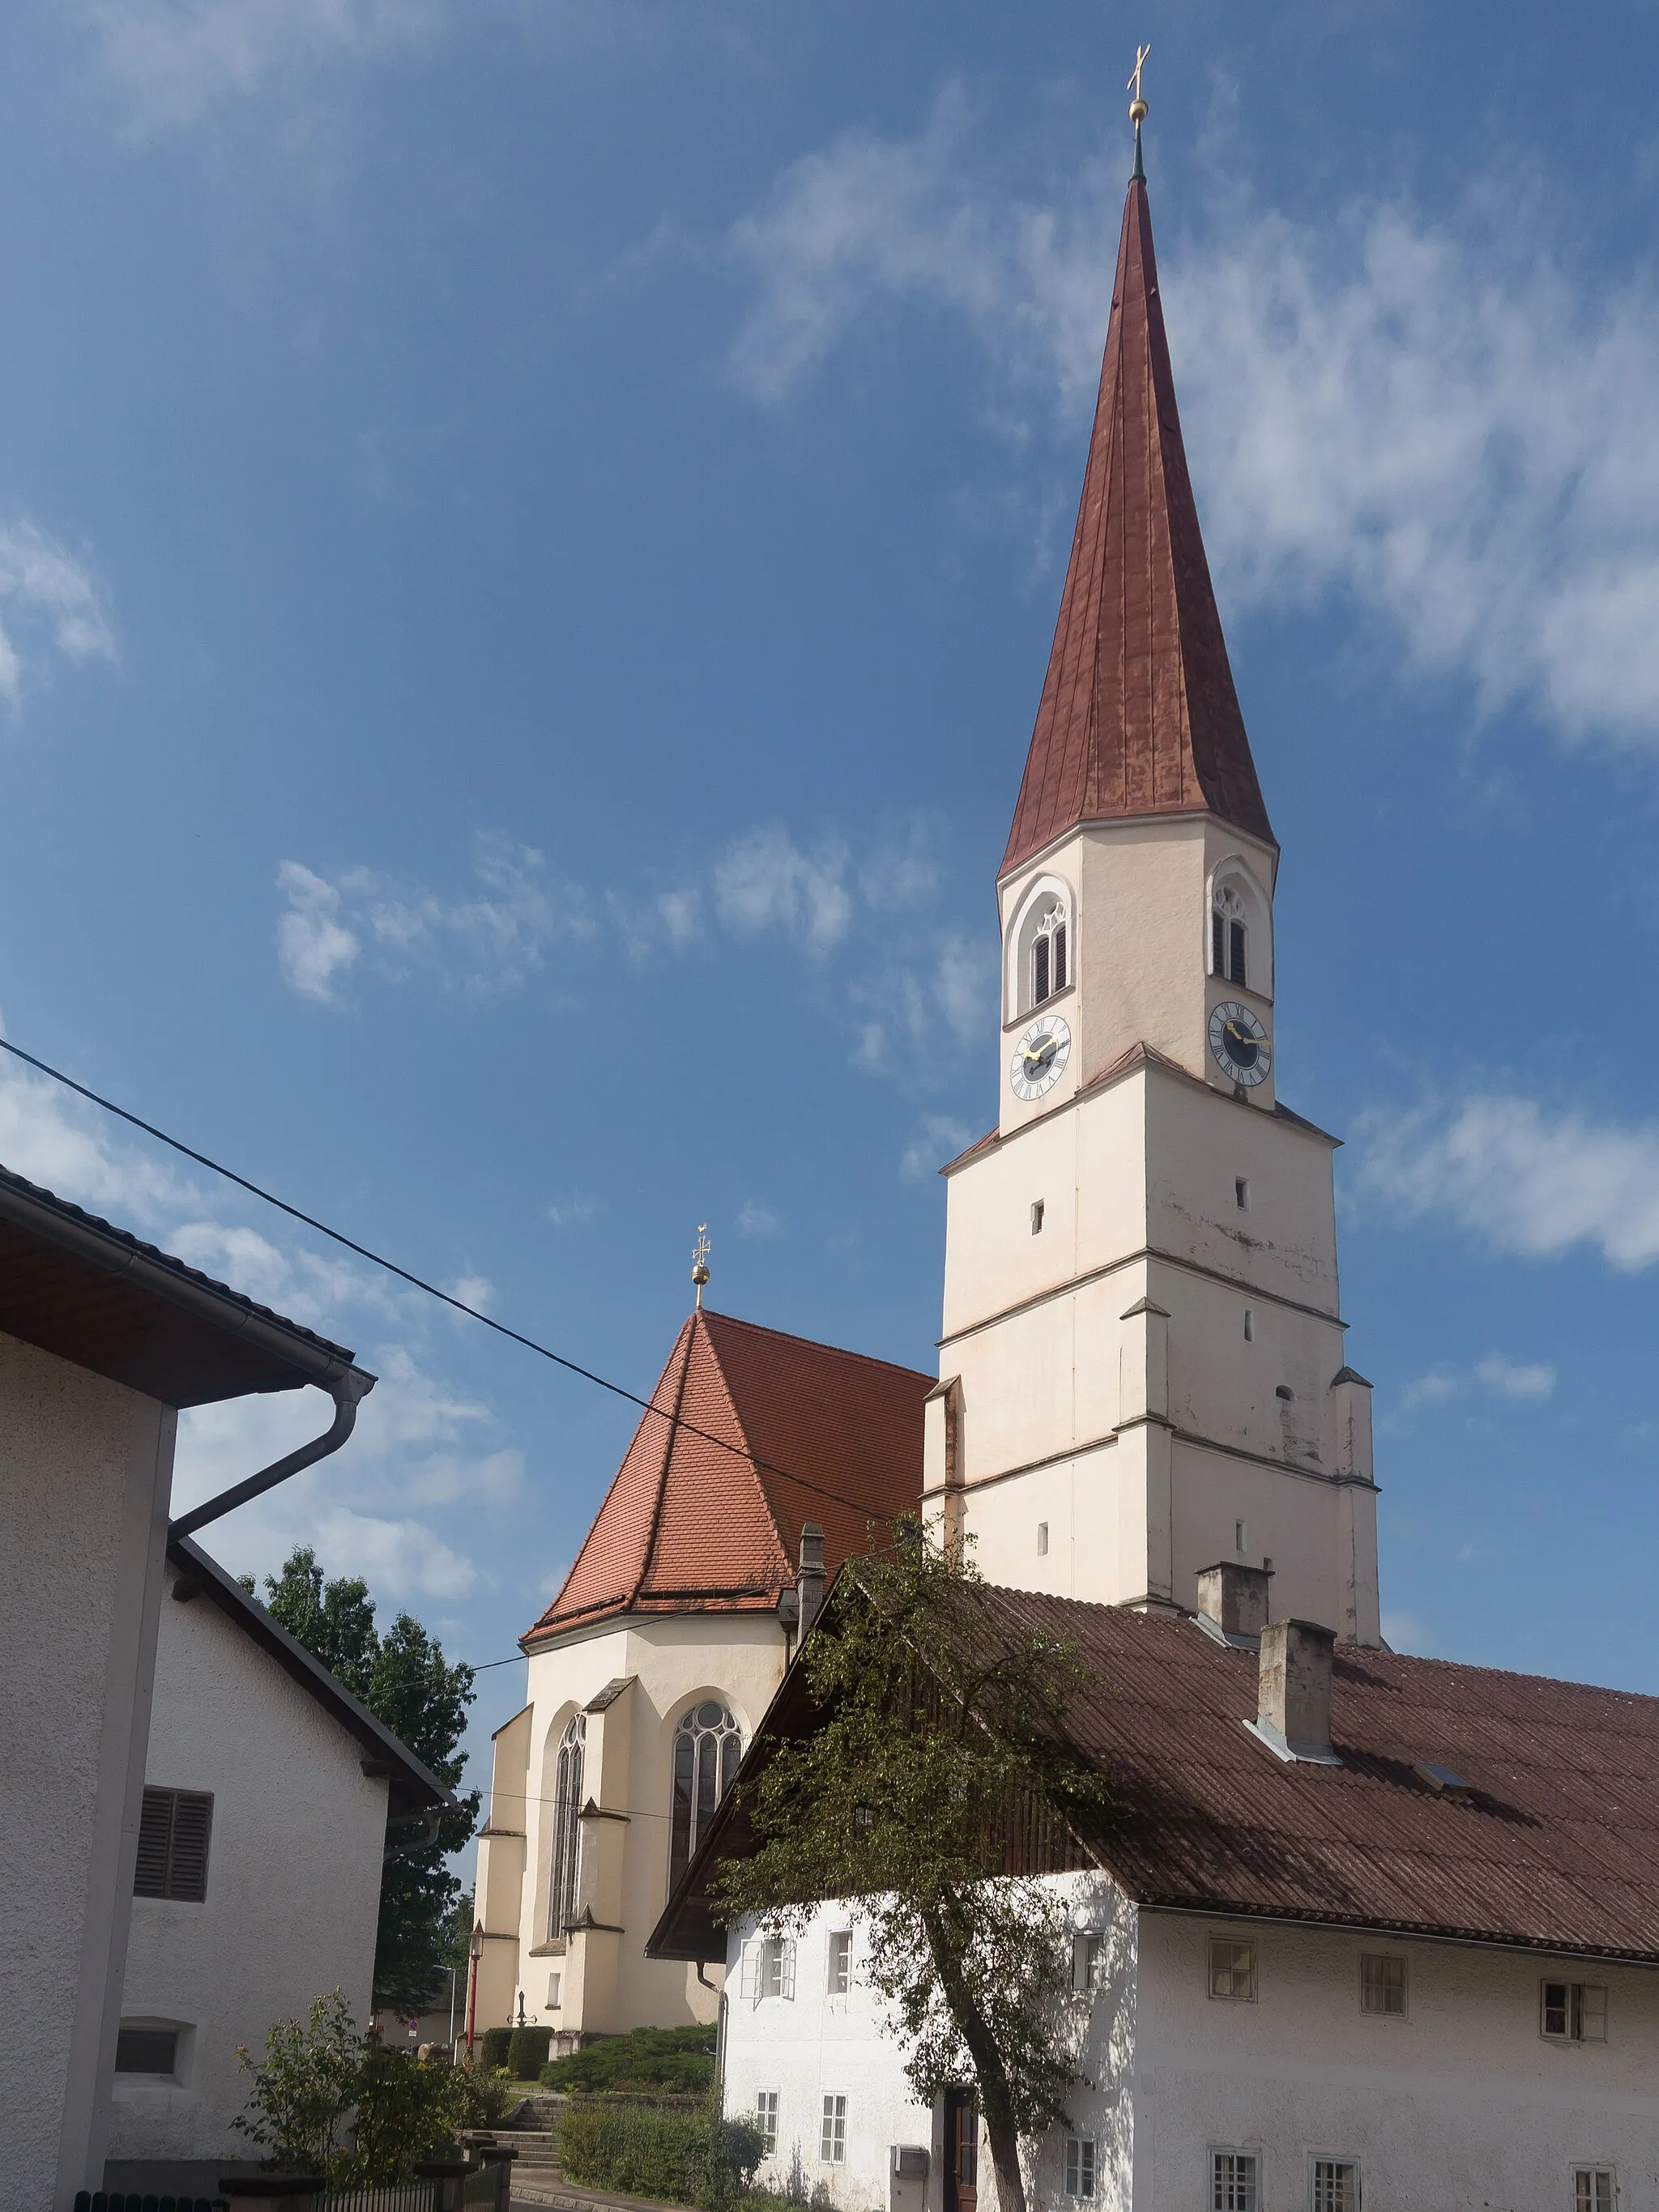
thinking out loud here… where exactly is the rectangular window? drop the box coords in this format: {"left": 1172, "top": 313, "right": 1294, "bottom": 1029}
{"left": 114, "top": 2027, "right": 180, "bottom": 2076}
{"left": 1235, "top": 1177, "right": 1250, "bottom": 1210}
{"left": 1036, "top": 1523, "right": 1049, "bottom": 1557}
{"left": 1311, "top": 2159, "right": 1358, "bottom": 2212}
{"left": 1243, "top": 1309, "right": 1255, "bottom": 1343}
{"left": 134, "top": 1788, "right": 213, "bottom": 1903}
{"left": 1209, "top": 1937, "right": 1256, "bottom": 2001}
{"left": 1360, "top": 1954, "right": 1406, "bottom": 2016}
{"left": 1543, "top": 1980, "right": 1607, "bottom": 2044}
{"left": 1064, "top": 2137, "right": 1096, "bottom": 2201}
{"left": 756, "top": 2091, "right": 779, "bottom": 2154}
{"left": 820, "top": 2094, "right": 847, "bottom": 2164}
{"left": 1034, "top": 935, "right": 1051, "bottom": 1005}
{"left": 548, "top": 1972, "right": 562, "bottom": 2008}
{"left": 827, "top": 1930, "right": 851, "bottom": 1995}
{"left": 1575, "top": 2172, "right": 1616, "bottom": 2212}
{"left": 1235, "top": 1519, "right": 1249, "bottom": 1554}
{"left": 1030, "top": 1200, "right": 1045, "bottom": 1234}
{"left": 1212, "top": 2150, "right": 1259, "bottom": 2211}
{"left": 761, "top": 1936, "right": 796, "bottom": 2001}
{"left": 1071, "top": 1932, "right": 1102, "bottom": 1992}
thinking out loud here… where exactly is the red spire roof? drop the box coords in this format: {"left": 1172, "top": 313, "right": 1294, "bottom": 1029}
{"left": 1000, "top": 166, "right": 1274, "bottom": 880}
{"left": 524, "top": 1309, "right": 929, "bottom": 1643}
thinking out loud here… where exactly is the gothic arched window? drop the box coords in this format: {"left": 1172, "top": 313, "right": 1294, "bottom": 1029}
{"left": 548, "top": 1713, "right": 585, "bottom": 1939}
{"left": 1031, "top": 903, "right": 1068, "bottom": 1007}
{"left": 1212, "top": 884, "right": 1248, "bottom": 990}
{"left": 667, "top": 1701, "right": 742, "bottom": 1894}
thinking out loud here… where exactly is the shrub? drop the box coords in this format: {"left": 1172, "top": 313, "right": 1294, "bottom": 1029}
{"left": 539, "top": 2023, "right": 716, "bottom": 2095}
{"left": 557, "top": 2098, "right": 764, "bottom": 2209}
{"left": 507, "top": 2025, "right": 552, "bottom": 2079}
{"left": 478, "top": 2027, "right": 514, "bottom": 2073}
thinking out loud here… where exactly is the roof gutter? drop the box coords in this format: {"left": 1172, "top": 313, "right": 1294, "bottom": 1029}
{"left": 170, "top": 1367, "right": 376, "bottom": 1541}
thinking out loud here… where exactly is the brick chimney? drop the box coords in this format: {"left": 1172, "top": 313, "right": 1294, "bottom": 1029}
{"left": 1196, "top": 1562, "right": 1272, "bottom": 1642}
{"left": 1255, "top": 1619, "right": 1338, "bottom": 1763}
{"left": 797, "top": 1524, "right": 826, "bottom": 1637}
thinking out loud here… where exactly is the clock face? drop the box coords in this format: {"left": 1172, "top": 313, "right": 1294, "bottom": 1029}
{"left": 1209, "top": 1000, "right": 1271, "bottom": 1088}
{"left": 1009, "top": 1014, "right": 1072, "bottom": 1102}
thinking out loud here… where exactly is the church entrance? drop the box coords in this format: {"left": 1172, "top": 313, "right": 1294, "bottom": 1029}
{"left": 944, "top": 2089, "right": 979, "bottom": 2212}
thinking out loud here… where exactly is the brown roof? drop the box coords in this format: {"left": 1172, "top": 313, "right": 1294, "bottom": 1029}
{"left": 524, "top": 1310, "right": 929, "bottom": 1643}
{"left": 1001, "top": 166, "right": 1274, "bottom": 880}
{"left": 650, "top": 1584, "right": 1659, "bottom": 1966}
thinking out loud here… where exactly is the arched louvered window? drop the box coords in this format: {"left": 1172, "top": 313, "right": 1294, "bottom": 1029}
{"left": 668, "top": 1701, "right": 743, "bottom": 1894}
{"left": 548, "top": 1713, "right": 585, "bottom": 1939}
{"left": 1211, "top": 884, "right": 1248, "bottom": 989}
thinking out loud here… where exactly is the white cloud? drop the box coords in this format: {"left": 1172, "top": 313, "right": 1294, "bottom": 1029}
{"left": 656, "top": 888, "right": 702, "bottom": 945}
{"left": 855, "top": 930, "right": 996, "bottom": 1073}
{"left": 1392, "top": 1349, "right": 1557, "bottom": 1421}
{"left": 737, "top": 1199, "right": 779, "bottom": 1238}
{"left": 0, "top": 522, "right": 117, "bottom": 706}
{"left": 728, "top": 100, "right": 1659, "bottom": 747}
{"left": 546, "top": 1193, "right": 599, "bottom": 1230}
{"left": 444, "top": 1272, "right": 494, "bottom": 1319}
{"left": 1473, "top": 1352, "right": 1556, "bottom": 1400}
{"left": 901, "top": 1113, "right": 975, "bottom": 1183}
{"left": 713, "top": 825, "right": 853, "bottom": 955}
{"left": 1359, "top": 1094, "right": 1659, "bottom": 1271}
{"left": 1381, "top": 1610, "right": 1436, "bottom": 1656}
{"left": 277, "top": 832, "right": 588, "bottom": 1006}
{"left": 1397, "top": 1366, "right": 1461, "bottom": 1415}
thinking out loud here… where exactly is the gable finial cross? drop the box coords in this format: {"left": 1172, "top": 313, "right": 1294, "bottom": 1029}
{"left": 691, "top": 1223, "right": 711, "bottom": 1310}
{"left": 1128, "top": 42, "right": 1151, "bottom": 121}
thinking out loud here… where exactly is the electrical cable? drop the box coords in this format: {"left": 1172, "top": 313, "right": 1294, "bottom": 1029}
{"left": 0, "top": 1034, "right": 911, "bottom": 1527}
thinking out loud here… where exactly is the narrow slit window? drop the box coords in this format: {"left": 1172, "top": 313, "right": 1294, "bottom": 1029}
{"left": 1243, "top": 1309, "right": 1255, "bottom": 1343}
{"left": 1036, "top": 1522, "right": 1049, "bottom": 1557}
{"left": 1030, "top": 1200, "right": 1045, "bottom": 1235}
{"left": 1235, "top": 1178, "right": 1250, "bottom": 1210}
{"left": 548, "top": 1972, "right": 562, "bottom": 2008}
{"left": 1235, "top": 1520, "right": 1248, "bottom": 1554}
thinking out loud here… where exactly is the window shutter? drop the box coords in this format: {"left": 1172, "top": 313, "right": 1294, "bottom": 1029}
{"left": 740, "top": 1941, "right": 757, "bottom": 2005}
{"left": 1034, "top": 935, "right": 1049, "bottom": 1004}
{"left": 1229, "top": 919, "right": 1247, "bottom": 988}
{"left": 168, "top": 1792, "right": 213, "bottom": 1901}
{"left": 134, "top": 1788, "right": 173, "bottom": 1898}
{"left": 1053, "top": 924, "right": 1067, "bottom": 992}
{"left": 781, "top": 1940, "right": 796, "bottom": 2001}
{"left": 1211, "top": 911, "right": 1225, "bottom": 975}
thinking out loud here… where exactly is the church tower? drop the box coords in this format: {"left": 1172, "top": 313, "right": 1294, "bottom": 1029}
{"left": 923, "top": 142, "right": 1381, "bottom": 1645}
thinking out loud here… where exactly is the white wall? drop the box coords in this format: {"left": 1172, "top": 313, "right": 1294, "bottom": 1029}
{"left": 105, "top": 1561, "right": 389, "bottom": 2184}
{"left": 0, "top": 1329, "right": 175, "bottom": 2212}
{"left": 722, "top": 1882, "right": 1659, "bottom": 2212}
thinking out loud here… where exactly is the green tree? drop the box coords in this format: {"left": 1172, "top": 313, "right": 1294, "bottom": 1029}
{"left": 261, "top": 1548, "right": 480, "bottom": 2013}
{"left": 713, "top": 1528, "right": 1110, "bottom": 2212}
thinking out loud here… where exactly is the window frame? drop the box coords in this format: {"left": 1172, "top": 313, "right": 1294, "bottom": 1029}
{"left": 1542, "top": 1979, "right": 1608, "bottom": 2045}
{"left": 134, "top": 1787, "right": 214, "bottom": 1904}
{"left": 1071, "top": 1931, "right": 1103, "bottom": 1993}
{"left": 1209, "top": 2146, "right": 1260, "bottom": 2211}
{"left": 826, "top": 1929, "right": 852, "bottom": 1997}
{"left": 1005, "top": 874, "right": 1075, "bottom": 1024}
{"left": 1308, "top": 2154, "right": 1361, "bottom": 2212}
{"left": 755, "top": 2091, "right": 780, "bottom": 2155}
{"left": 113, "top": 2022, "right": 185, "bottom": 2081}
{"left": 668, "top": 1699, "right": 744, "bottom": 1897}
{"left": 1573, "top": 2167, "right": 1617, "bottom": 2211}
{"left": 819, "top": 2092, "right": 847, "bottom": 2165}
{"left": 1358, "top": 1953, "right": 1408, "bottom": 2018}
{"left": 548, "top": 1712, "right": 586, "bottom": 1940}
{"left": 1064, "top": 2134, "right": 1097, "bottom": 2201}
{"left": 1208, "top": 1935, "right": 1256, "bottom": 2002}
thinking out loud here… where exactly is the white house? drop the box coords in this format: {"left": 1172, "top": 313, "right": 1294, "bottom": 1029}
{"left": 474, "top": 1308, "right": 928, "bottom": 2048}
{"left": 0, "top": 1161, "right": 375, "bottom": 2212}
{"left": 104, "top": 1535, "right": 453, "bottom": 2197}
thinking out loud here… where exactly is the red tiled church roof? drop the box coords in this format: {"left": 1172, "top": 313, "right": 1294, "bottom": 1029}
{"left": 1001, "top": 160, "right": 1274, "bottom": 880}
{"left": 524, "top": 1310, "right": 930, "bottom": 1643}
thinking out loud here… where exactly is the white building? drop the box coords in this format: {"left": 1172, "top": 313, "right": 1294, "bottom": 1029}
{"left": 474, "top": 1308, "right": 928, "bottom": 2048}
{"left": 0, "top": 1161, "right": 375, "bottom": 2212}
{"left": 648, "top": 130, "right": 1659, "bottom": 2212}
{"left": 105, "top": 1535, "right": 452, "bottom": 2197}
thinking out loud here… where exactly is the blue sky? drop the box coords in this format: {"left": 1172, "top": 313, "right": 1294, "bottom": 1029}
{"left": 6, "top": 0, "right": 1659, "bottom": 1836}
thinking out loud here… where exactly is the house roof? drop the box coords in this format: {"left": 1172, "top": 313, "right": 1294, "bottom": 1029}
{"left": 167, "top": 1534, "right": 454, "bottom": 1820}
{"left": 0, "top": 1161, "right": 365, "bottom": 1408}
{"left": 524, "top": 1309, "right": 930, "bottom": 1645}
{"left": 1000, "top": 164, "right": 1274, "bottom": 882}
{"left": 649, "top": 1583, "right": 1659, "bottom": 1967}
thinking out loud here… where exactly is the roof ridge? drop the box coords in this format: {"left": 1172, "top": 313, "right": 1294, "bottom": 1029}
{"left": 627, "top": 1315, "right": 699, "bottom": 1610}
{"left": 699, "top": 1305, "right": 932, "bottom": 1383}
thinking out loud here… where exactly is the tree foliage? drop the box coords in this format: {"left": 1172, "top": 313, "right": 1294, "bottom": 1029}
{"left": 712, "top": 1526, "right": 1111, "bottom": 2212}
{"left": 260, "top": 1547, "right": 480, "bottom": 2012}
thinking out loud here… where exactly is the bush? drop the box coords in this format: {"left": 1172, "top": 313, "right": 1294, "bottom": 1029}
{"left": 557, "top": 2098, "right": 764, "bottom": 2209}
{"left": 478, "top": 2027, "right": 513, "bottom": 2073}
{"left": 539, "top": 2023, "right": 716, "bottom": 2095}
{"left": 507, "top": 2026, "right": 552, "bottom": 2080}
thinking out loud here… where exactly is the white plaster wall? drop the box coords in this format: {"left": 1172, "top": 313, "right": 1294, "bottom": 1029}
{"left": 500, "top": 1610, "right": 791, "bottom": 2039}
{"left": 0, "top": 1329, "right": 175, "bottom": 2212}
{"left": 106, "top": 1562, "right": 389, "bottom": 2170}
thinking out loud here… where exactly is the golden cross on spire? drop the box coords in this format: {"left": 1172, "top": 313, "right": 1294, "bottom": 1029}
{"left": 1128, "top": 42, "right": 1151, "bottom": 123}
{"left": 691, "top": 1223, "right": 711, "bottom": 1310}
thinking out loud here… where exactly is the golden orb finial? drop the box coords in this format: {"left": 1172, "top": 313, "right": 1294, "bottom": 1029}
{"left": 691, "top": 1223, "right": 711, "bottom": 1310}
{"left": 1128, "top": 42, "right": 1151, "bottom": 127}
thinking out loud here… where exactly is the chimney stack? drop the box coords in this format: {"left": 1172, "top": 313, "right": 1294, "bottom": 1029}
{"left": 1195, "top": 1562, "right": 1272, "bottom": 1642}
{"left": 1256, "top": 1619, "right": 1338, "bottom": 1763}
{"left": 797, "top": 1524, "right": 825, "bottom": 1638}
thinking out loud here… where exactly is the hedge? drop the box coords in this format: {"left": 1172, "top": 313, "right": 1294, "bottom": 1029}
{"left": 508, "top": 2025, "right": 553, "bottom": 2079}
{"left": 478, "top": 2027, "right": 513, "bottom": 2073}
{"left": 557, "top": 2100, "right": 765, "bottom": 2208}
{"left": 539, "top": 2024, "right": 716, "bottom": 2095}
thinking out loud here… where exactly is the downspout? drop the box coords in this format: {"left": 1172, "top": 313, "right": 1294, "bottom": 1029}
{"left": 169, "top": 1368, "right": 376, "bottom": 1540}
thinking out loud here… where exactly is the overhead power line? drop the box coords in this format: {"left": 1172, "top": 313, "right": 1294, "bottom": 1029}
{"left": 0, "top": 1034, "right": 909, "bottom": 1528}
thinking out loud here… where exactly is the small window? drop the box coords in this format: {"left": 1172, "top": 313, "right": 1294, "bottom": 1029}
{"left": 134, "top": 1788, "right": 213, "bottom": 1903}
{"left": 1064, "top": 2137, "right": 1096, "bottom": 2201}
{"left": 1360, "top": 1954, "right": 1406, "bottom": 2016}
{"left": 1071, "top": 1933, "right": 1102, "bottom": 1992}
{"left": 1575, "top": 2172, "right": 1616, "bottom": 2212}
{"left": 115, "top": 2026, "right": 180, "bottom": 2076}
{"left": 1311, "top": 2160, "right": 1359, "bottom": 2212}
{"left": 1235, "top": 1520, "right": 1249, "bottom": 1554}
{"left": 1542, "top": 1980, "right": 1606, "bottom": 2044}
{"left": 827, "top": 1930, "right": 851, "bottom": 1995}
{"left": 1212, "top": 2150, "right": 1259, "bottom": 2211}
{"left": 548, "top": 1972, "right": 562, "bottom": 2008}
{"left": 820, "top": 2094, "right": 847, "bottom": 2164}
{"left": 1243, "top": 1309, "right": 1255, "bottom": 1343}
{"left": 1030, "top": 1200, "right": 1045, "bottom": 1234}
{"left": 1036, "top": 1523, "right": 1049, "bottom": 1558}
{"left": 761, "top": 1935, "right": 796, "bottom": 2001}
{"left": 1235, "top": 1178, "right": 1250, "bottom": 1211}
{"left": 756, "top": 2091, "right": 779, "bottom": 2154}
{"left": 1209, "top": 1937, "right": 1256, "bottom": 2001}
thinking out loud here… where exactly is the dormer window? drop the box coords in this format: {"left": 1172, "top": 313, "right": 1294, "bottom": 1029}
{"left": 1032, "top": 905, "right": 1068, "bottom": 1005}
{"left": 1212, "top": 884, "right": 1247, "bottom": 989}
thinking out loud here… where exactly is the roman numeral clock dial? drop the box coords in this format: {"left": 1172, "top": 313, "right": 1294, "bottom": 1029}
{"left": 1209, "top": 1001, "right": 1270, "bottom": 1088}
{"left": 1009, "top": 1015, "right": 1072, "bottom": 1102}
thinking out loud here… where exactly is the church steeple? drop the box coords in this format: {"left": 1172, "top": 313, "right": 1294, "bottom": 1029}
{"left": 1000, "top": 158, "right": 1274, "bottom": 880}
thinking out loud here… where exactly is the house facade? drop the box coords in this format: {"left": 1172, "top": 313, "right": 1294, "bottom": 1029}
{"left": 472, "top": 1308, "right": 929, "bottom": 2048}
{"left": 104, "top": 1536, "right": 451, "bottom": 2196}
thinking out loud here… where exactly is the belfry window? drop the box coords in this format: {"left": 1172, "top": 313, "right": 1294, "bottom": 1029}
{"left": 668, "top": 1701, "right": 743, "bottom": 1894}
{"left": 548, "top": 1713, "right": 585, "bottom": 1938}
{"left": 1032, "top": 905, "right": 1068, "bottom": 1005}
{"left": 1212, "top": 884, "right": 1248, "bottom": 988}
